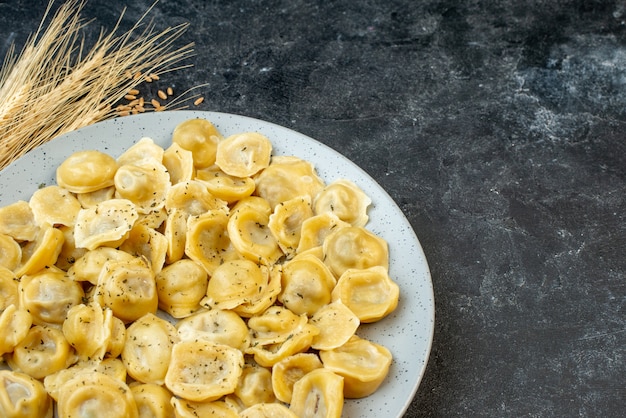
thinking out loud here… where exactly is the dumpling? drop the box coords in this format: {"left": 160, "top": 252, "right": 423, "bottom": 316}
{"left": 170, "top": 398, "right": 239, "bottom": 418}
{"left": 56, "top": 371, "right": 138, "bottom": 418}
{"left": 309, "top": 300, "right": 359, "bottom": 350}
{"left": 163, "top": 208, "right": 187, "bottom": 264}
{"left": 0, "top": 369, "right": 53, "bottom": 418}
{"left": 56, "top": 150, "right": 118, "bottom": 193}
{"left": 74, "top": 198, "right": 138, "bottom": 250}
{"left": 313, "top": 179, "right": 371, "bottom": 227}
{"left": 278, "top": 253, "right": 336, "bottom": 316}
{"left": 227, "top": 196, "right": 282, "bottom": 266}
{"left": 172, "top": 118, "right": 223, "bottom": 169}
{"left": 122, "top": 313, "right": 180, "bottom": 385}
{"left": 29, "top": 185, "right": 81, "bottom": 227}
{"left": 119, "top": 223, "right": 168, "bottom": 274}
{"left": 215, "top": 132, "right": 272, "bottom": 177}
{"left": 19, "top": 268, "right": 84, "bottom": 327}
{"left": 296, "top": 212, "right": 350, "bottom": 255}
{"left": 268, "top": 195, "right": 313, "bottom": 259}
{"left": 130, "top": 383, "right": 176, "bottom": 418}
{"left": 195, "top": 164, "right": 256, "bottom": 204}
{"left": 0, "top": 234, "right": 21, "bottom": 271}
{"left": 68, "top": 246, "right": 135, "bottom": 285}
{"left": 75, "top": 185, "right": 115, "bottom": 208}
{"left": 114, "top": 160, "right": 170, "bottom": 214}
{"left": 319, "top": 335, "right": 392, "bottom": 399}
{"left": 0, "top": 304, "right": 32, "bottom": 356}
{"left": 62, "top": 302, "right": 113, "bottom": 362}
{"left": 14, "top": 222, "right": 64, "bottom": 277}
{"left": 162, "top": 142, "right": 195, "bottom": 185}
{"left": 0, "top": 266, "right": 19, "bottom": 309}
{"left": 116, "top": 137, "right": 164, "bottom": 166}
{"left": 43, "top": 358, "right": 128, "bottom": 402}
{"left": 0, "top": 200, "right": 38, "bottom": 242}
{"left": 288, "top": 368, "right": 344, "bottom": 418}
{"left": 7, "top": 325, "right": 75, "bottom": 380}
{"left": 240, "top": 403, "right": 298, "bottom": 418}
{"left": 54, "top": 225, "right": 88, "bottom": 271}
{"left": 164, "top": 340, "right": 244, "bottom": 402}
{"left": 331, "top": 266, "right": 399, "bottom": 323}
{"left": 254, "top": 156, "right": 325, "bottom": 209}
{"left": 322, "top": 226, "right": 389, "bottom": 278}
{"left": 271, "top": 353, "right": 323, "bottom": 403}
{"left": 165, "top": 180, "right": 228, "bottom": 217}
{"left": 233, "top": 361, "right": 275, "bottom": 407}
{"left": 246, "top": 306, "right": 319, "bottom": 367}
{"left": 155, "top": 259, "right": 208, "bottom": 318}
{"left": 201, "top": 259, "right": 269, "bottom": 313}
{"left": 185, "top": 210, "right": 239, "bottom": 275}
{"left": 176, "top": 308, "right": 251, "bottom": 351}
{"left": 93, "top": 257, "right": 158, "bottom": 323}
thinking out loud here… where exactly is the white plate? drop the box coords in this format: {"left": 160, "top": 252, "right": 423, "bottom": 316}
{"left": 0, "top": 110, "right": 434, "bottom": 417}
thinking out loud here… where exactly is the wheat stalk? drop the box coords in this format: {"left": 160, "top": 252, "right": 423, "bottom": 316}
{"left": 0, "top": 0, "right": 197, "bottom": 170}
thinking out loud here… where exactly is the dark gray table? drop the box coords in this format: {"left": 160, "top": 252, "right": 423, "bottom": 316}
{"left": 1, "top": 1, "right": 624, "bottom": 416}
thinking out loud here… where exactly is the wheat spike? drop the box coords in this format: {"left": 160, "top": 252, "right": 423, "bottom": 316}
{"left": 0, "top": 0, "right": 196, "bottom": 170}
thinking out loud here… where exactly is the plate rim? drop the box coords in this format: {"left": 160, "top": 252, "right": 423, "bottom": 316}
{"left": 0, "top": 110, "right": 434, "bottom": 417}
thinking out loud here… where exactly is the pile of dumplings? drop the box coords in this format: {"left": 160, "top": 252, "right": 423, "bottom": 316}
{"left": 0, "top": 117, "right": 400, "bottom": 418}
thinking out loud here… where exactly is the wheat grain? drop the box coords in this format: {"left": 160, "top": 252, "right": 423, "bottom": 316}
{"left": 0, "top": 0, "right": 196, "bottom": 170}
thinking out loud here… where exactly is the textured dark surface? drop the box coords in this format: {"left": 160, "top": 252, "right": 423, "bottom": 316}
{"left": 1, "top": 0, "right": 625, "bottom": 416}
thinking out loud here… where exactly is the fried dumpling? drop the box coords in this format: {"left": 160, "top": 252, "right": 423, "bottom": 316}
{"left": 56, "top": 150, "right": 118, "bottom": 193}
{"left": 74, "top": 198, "right": 138, "bottom": 250}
